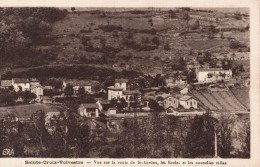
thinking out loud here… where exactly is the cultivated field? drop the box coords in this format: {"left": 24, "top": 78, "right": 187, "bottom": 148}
{"left": 192, "top": 89, "right": 248, "bottom": 112}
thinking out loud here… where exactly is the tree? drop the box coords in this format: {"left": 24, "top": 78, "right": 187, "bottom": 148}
{"left": 75, "top": 123, "right": 91, "bottom": 157}
{"left": 168, "top": 10, "right": 176, "bottom": 18}
{"left": 19, "top": 90, "right": 36, "bottom": 102}
{"left": 64, "top": 84, "right": 74, "bottom": 97}
{"left": 0, "top": 89, "right": 18, "bottom": 105}
{"left": 217, "top": 118, "right": 233, "bottom": 158}
{"left": 184, "top": 114, "right": 215, "bottom": 158}
{"left": 204, "top": 51, "right": 212, "bottom": 62}
{"left": 31, "top": 110, "right": 49, "bottom": 156}
{"left": 152, "top": 37, "right": 159, "bottom": 46}
{"left": 208, "top": 25, "right": 218, "bottom": 39}
{"left": 148, "top": 99, "right": 160, "bottom": 112}
{"left": 164, "top": 43, "right": 171, "bottom": 50}
{"left": 0, "top": 113, "right": 24, "bottom": 157}
{"left": 78, "top": 87, "right": 85, "bottom": 97}
{"left": 71, "top": 7, "right": 76, "bottom": 12}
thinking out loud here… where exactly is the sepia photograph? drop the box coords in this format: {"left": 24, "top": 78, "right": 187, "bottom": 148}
{"left": 0, "top": 1, "right": 256, "bottom": 162}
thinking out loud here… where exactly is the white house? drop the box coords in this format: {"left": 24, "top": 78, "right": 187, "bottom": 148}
{"left": 196, "top": 68, "right": 232, "bottom": 83}
{"left": 30, "top": 78, "right": 40, "bottom": 88}
{"left": 114, "top": 79, "right": 128, "bottom": 91}
{"left": 63, "top": 80, "right": 92, "bottom": 94}
{"left": 78, "top": 103, "right": 99, "bottom": 118}
{"left": 164, "top": 96, "right": 179, "bottom": 109}
{"left": 179, "top": 95, "right": 198, "bottom": 109}
{"left": 163, "top": 94, "right": 198, "bottom": 110}
{"left": 0, "top": 80, "right": 13, "bottom": 89}
{"left": 107, "top": 86, "right": 124, "bottom": 100}
{"left": 107, "top": 79, "right": 128, "bottom": 100}
{"left": 12, "top": 78, "right": 30, "bottom": 92}
{"left": 31, "top": 85, "right": 44, "bottom": 99}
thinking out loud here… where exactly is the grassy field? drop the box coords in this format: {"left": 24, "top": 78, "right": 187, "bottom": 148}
{"left": 184, "top": 39, "right": 230, "bottom": 50}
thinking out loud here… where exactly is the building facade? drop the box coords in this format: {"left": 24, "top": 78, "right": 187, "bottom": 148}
{"left": 196, "top": 68, "right": 232, "bottom": 83}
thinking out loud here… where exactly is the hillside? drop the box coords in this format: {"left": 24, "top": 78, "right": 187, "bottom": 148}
{"left": 0, "top": 7, "right": 249, "bottom": 77}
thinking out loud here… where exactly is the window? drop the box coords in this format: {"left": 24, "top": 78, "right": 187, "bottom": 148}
{"left": 208, "top": 73, "right": 213, "bottom": 78}
{"left": 165, "top": 100, "right": 167, "bottom": 105}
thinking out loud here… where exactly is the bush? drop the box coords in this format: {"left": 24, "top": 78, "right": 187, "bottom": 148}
{"left": 98, "top": 25, "right": 123, "bottom": 32}
{"left": 164, "top": 43, "right": 170, "bottom": 50}
{"left": 152, "top": 37, "right": 160, "bottom": 46}
{"left": 229, "top": 40, "right": 245, "bottom": 49}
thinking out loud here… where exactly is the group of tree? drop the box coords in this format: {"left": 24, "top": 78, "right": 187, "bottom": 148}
{"left": 0, "top": 8, "right": 68, "bottom": 69}
{"left": 114, "top": 113, "right": 250, "bottom": 158}
{"left": 0, "top": 110, "right": 92, "bottom": 157}
{"left": 0, "top": 89, "right": 36, "bottom": 105}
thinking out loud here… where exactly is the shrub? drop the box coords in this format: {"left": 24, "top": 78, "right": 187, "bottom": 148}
{"left": 98, "top": 25, "right": 123, "bottom": 32}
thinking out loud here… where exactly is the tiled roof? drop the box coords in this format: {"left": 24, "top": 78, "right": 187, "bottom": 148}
{"left": 30, "top": 78, "right": 40, "bottom": 82}
{"left": 123, "top": 90, "right": 141, "bottom": 95}
{"left": 82, "top": 103, "right": 99, "bottom": 109}
{"left": 198, "top": 68, "right": 230, "bottom": 72}
{"left": 64, "top": 80, "right": 91, "bottom": 86}
{"left": 107, "top": 86, "right": 123, "bottom": 90}
{"left": 31, "top": 85, "right": 44, "bottom": 89}
{"left": 115, "top": 79, "right": 128, "bottom": 83}
{"left": 13, "top": 78, "right": 29, "bottom": 84}
{"left": 1, "top": 80, "right": 12, "bottom": 87}
{"left": 179, "top": 95, "right": 192, "bottom": 101}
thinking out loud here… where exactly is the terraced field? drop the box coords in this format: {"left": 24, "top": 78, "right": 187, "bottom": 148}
{"left": 230, "top": 88, "right": 250, "bottom": 110}
{"left": 192, "top": 89, "right": 248, "bottom": 113}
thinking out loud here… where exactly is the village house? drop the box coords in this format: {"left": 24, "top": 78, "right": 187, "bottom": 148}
{"left": 12, "top": 78, "right": 30, "bottom": 92}
{"left": 0, "top": 79, "right": 13, "bottom": 89}
{"left": 163, "top": 94, "right": 198, "bottom": 110}
{"left": 29, "top": 78, "right": 40, "bottom": 88}
{"left": 164, "top": 95, "right": 179, "bottom": 109}
{"left": 196, "top": 68, "right": 232, "bottom": 83}
{"left": 228, "top": 52, "right": 250, "bottom": 60}
{"left": 179, "top": 95, "right": 198, "bottom": 109}
{"left": 107, "top": 79, "right": 128, "bottom": 100}
{"left": 123, "top": 90, "right": 141, "bottom": 102}
{"left": 78, "top": 103, "right": 100, "bottom": 118}
{"left": 63, "top": 80, "right": 92, "bottom": 94}
{"left": 30, "top": 85, "right": 44, "bottom": 99}
{"left": 165, "top": 76, "right": 187, "bottom": 88}
{"left": 186, "top": 61, "right": 201, "bottom": 70}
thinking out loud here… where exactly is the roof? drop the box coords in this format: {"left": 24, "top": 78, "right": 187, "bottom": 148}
{"left": 64, "top": 80, "right": 91, "bottom": 86}
{"left": 107, "top": 86, "right": 123, "bottom": 90}
{"left": 31, "top": 85, "right": 44, "bottom": 89}
{"left": 1, "top": 80, "right": 12, "bottom": 87}
{"left": 179, "top": 95, "right": 192, "bottom": 101}
{"left": 30, "top": 78, "right": 40, "bottom": 82}
{"left": 81, "top": 103, "right": 99, "bottom": 109}
{"left": 142, "top": 96, "right": 156, "bottom": 101}
{"left": 123, "top": 90, "right": 141, "bottom": 95}
{"left": 157, "top": 93, "right": 171, "bottom": 99}
{"left": 95, "top": 98, "right": 110, "bottom": 104}
{"left": 198, "top": 68, "right": 230, "bottom": 72}
{"left": 115, "top": 79, "right": 128, "bottom": 83}
{"left": 13, "top": 78, "right": 29, "bottom": 84}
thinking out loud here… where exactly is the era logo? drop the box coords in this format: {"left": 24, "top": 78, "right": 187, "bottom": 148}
{"left": 2, "top": 148, "right": 14, "bottom": 156}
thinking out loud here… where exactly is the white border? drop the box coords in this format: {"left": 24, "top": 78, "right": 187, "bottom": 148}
{"left": 0, "top": 0, "right": 259, "bottom": 166}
